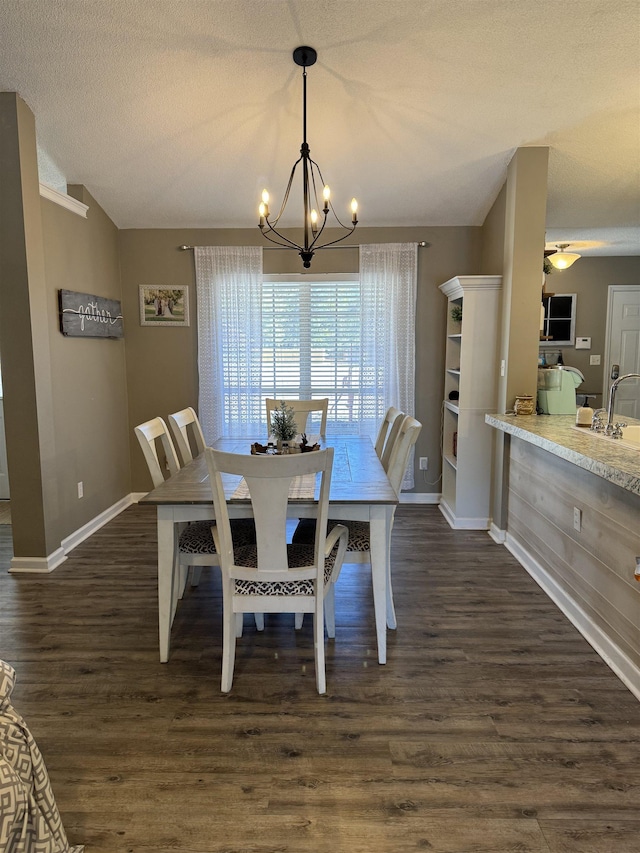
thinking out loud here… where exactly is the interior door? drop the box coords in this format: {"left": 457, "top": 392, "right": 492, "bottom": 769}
{"left": 604, "top": 285, "right": 640, "bottom": 419}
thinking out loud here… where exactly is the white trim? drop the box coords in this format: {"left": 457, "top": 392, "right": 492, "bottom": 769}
{"left": 488, "top": 522, "right": 507, "bottom": 543}
{"left": 10, "top": 548, "right": 66, "bottom": 574}
{"left": 439, "top": 275, "right": 502, "bottom": 300}
{"left": 603, "top": 284, "right": 640, "bottom": 404}
{"left": 400, "top": 492, "right": 441, "bottom": 504}
{"left": 8, "top": 493, "right": 137, "bottom": 574}
{"left": 505, "top": 532, "right": 640, "bottom": 702}
{"left": 61, "top": 493, "right": 135, "bottom": 554}
{"left": 39, "top": 183, "right": 89, "bottom": 218}
{"left": 439, "top": 500, "right": 490, "bottom": 529}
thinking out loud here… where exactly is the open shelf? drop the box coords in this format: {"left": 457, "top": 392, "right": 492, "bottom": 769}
{"left": 443, "top": 453, "right": 458, "bottom": 471}
{"left": 438, "top": 275, "right": 502, "bottom": 530}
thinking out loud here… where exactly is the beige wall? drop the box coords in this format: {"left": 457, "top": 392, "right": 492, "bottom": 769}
{"left": 480, "top": 183, "right": 506, "bottom": 276}
{"left": 119, "top": 225, "right": 482, "bottom": 492}
{"left": 501, "top": 147, "right": 550, "bottom": 410}
{"left": 41, "top": 187, "right": 131, "bottom": 542}
{"left": 0, "top": 93, "right": 53, "bottom": 557}
{"left": 0, "top": 94, "right": 128, "bottom": 561}
{"left": 540, "top": 258, "right": 640, "bottom": 408}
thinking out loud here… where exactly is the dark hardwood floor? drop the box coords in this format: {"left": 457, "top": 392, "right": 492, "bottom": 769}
{"left": 1, "top": 505, "right": 639, "bottom": 853}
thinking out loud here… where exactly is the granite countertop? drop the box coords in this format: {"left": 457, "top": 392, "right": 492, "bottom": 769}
{"left": 485, "top": 413, "right": 640, "bottom": 497}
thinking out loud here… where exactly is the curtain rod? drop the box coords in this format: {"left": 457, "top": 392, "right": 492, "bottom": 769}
{"left": 178, "top": 242, "right": 430, "bottom": 251}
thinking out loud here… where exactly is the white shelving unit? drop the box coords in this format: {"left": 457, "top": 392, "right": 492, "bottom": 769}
{"left": 439, "top": 275, "right": 502, "bottom": 529}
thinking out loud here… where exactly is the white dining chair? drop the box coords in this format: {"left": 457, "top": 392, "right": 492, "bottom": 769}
{"left": 168, "top": 406, "right": 206, "bottom": 466}
{"left": 134, "top": 416, "right": 181, "bottom": 487}
{"left": 204, "top": 446, "right": 348, "bottom": 694}
{"left": 374, "top": 406, "right": 404, "bottom": 469}
{"left": 265, "top": 398, "right": 329, "bottom": 437}
{"left": 134, "top": 416, "right": 256, "bottom": 622}
{"left": 293, "top": 415, "right": 422, "bottom": 632}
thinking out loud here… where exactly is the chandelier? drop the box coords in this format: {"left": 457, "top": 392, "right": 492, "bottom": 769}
{"left": 258, "top": 46, "right": 358, "bottom": 268}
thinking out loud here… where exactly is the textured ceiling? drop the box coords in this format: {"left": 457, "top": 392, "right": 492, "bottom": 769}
{"left": 1, "top": 0, "right": 639, "bottom": 255}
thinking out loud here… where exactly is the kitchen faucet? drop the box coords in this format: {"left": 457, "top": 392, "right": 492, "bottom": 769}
{"left": 606, "top": 367, "right": 640, "bottom": 435}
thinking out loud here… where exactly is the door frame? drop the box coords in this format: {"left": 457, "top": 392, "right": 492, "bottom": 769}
{"left": 603, "top": 284, "right": 640, "bottom": 405}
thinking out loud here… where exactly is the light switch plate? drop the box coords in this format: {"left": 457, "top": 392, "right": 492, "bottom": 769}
{"left": 576, "top": 336, "right": 591, "bottom": 349}
{"left": 590, "top": 355, "right": 601, "bottom": 366}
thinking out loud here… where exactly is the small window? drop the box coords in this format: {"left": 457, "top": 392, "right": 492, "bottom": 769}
{"left": 540, "top": 293, "right": 576, "bottom": 346}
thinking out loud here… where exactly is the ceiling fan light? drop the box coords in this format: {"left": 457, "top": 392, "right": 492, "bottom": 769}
{"left": 549, "top": 251, "right": 581, "bottom": 270}
{"left": 548, "top": 243, "right": 581, "bottom": 270}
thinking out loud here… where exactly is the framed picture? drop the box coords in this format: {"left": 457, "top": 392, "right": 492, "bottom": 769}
{"left": 139, "top": 285, "right": 190, "bottom": 326}
{"left": 59, "top": 289, "right": 124, "bottom": 338}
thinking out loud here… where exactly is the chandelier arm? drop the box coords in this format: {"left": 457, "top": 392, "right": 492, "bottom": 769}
{"left": 308, "top": 159, "right": 325, "bottom": 215}
{"left": 310, "top": 222, "right": 358, "bottom": 250}
{"left": 270, "top": 157, "right": 302, "bottom": 227}
{"left": 258, "top": 228, "right": 299, "bottom": 250}
{"left": 261, "top": 221, "right": 305, "bottom": 251}
{"left": 326, "top": 200, "right": 356, "bottom": 231}
{"left": 308, "top": 213, "right": 329, "bottom": 250}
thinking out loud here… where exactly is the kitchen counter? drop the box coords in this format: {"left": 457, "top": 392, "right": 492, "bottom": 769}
{"left": 485, "top": 413, "right": 640, "bottom": 497}
{"left": 485, "top": 412, "right": 640, "bottom": 700}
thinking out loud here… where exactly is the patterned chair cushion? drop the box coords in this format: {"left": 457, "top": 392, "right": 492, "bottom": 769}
{"left": 0, "top": 660, "right": 84, "bottom": 853}
{"left": 293, "top": 518, "right": 369, "bottom": 552}
{"left": 232, "top": 543, "right": 339, "bottom": 596}
{"left": 179, "top": 517, "right": 256, "bottom": 554}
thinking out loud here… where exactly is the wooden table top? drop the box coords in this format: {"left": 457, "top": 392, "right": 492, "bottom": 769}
{"left": 139, "top": 435, "right": 399, "bottom": 506}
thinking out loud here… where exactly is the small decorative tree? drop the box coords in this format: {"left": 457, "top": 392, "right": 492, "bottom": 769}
{"left": 270, "top": 401, "right": 298, "bottom": 442}
{"left": 450, "top": 303, "right": 463, "bottom": 323}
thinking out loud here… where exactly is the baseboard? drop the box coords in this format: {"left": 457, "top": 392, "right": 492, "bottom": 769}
{"left": 400, "top": 492, "right": 441, "bottom": 504}
{"left": 489, "top": 522, "right": 506, "bottom": 543}
{"left": 10, "top": 548, "right": 67, "bottom": 574}
{"left": 61, "top": 494, "right": 136, "bottom": 554}
{"left": 10, "top": 493, "right": 137, "bottom": 574}
{"left": 438, "top": 500, "right": 490, "bottom": 530}
{"left": 505, "top": 532, "right": 640, "bottom": 702}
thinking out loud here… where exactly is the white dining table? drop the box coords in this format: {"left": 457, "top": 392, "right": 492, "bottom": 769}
{"left": 139, "top": 435, "right": 399, "bottom": 665}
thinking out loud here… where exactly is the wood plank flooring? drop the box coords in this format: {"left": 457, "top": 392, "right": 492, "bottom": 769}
{"left": 0, "top": 505, "right": 639, "bottom": 853}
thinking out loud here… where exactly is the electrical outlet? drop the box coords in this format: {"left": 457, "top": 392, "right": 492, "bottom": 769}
{"left": 77, "top": 481, "right": 84, "bottom": 499}
{"left": 419, "top": 457, "right": 428, "bottom": 470}
{"left": 573, "top": 506, "right": 581, "bottom": 532}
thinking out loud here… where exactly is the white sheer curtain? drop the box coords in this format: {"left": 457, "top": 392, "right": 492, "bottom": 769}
{"left": 360, "top": 242, "right": 417, "bottom": 489}
{"left": 195, "top": 246, "right": 263, "bottom": 442}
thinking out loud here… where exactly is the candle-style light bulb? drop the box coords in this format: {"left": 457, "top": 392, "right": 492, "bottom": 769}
{"left": 323, "top": 186, "right": 331, "bottom": 212}
{"left": 260, "top": 189, "right": 270, "bottom": 219}
{"left": 310, "top": 209, "right": 318, "bottom": 232}
{"left": 259, "top": 201, "right": 266, "bottom": 227}
{"left": 351, "top": 198, "right": 358, "bottom": 223}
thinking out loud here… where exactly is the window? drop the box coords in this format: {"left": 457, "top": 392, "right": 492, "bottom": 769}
{"left": 540, "top": 293, "right": 577, "bottom": 346}
{"left": 261, "top": 274, "right": 362, "bottom": 434}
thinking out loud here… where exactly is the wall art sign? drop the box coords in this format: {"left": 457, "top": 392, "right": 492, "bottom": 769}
{"left": 59, "top": 289, "right": 124, "bottom": 338}
{"left": 139, "top": 285, "right": 190, "bottom": 326}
